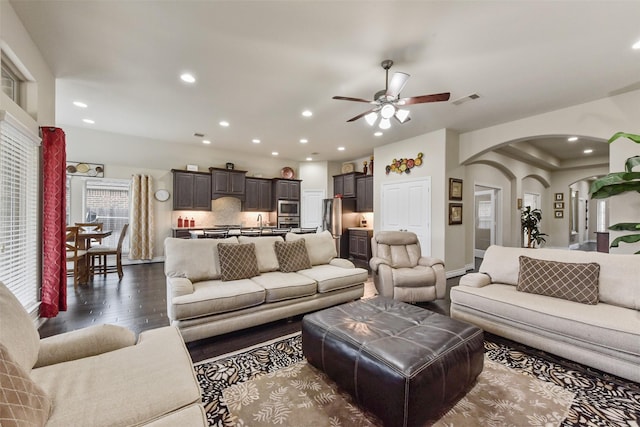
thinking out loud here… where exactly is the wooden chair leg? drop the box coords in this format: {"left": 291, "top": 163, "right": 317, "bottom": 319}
{"left": 117, "top": 254, "right": 123, "bottom": 280}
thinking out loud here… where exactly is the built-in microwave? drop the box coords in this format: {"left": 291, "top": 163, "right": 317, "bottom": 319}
{"left": 277, "top": 200, "right": 299, "bottom": 217}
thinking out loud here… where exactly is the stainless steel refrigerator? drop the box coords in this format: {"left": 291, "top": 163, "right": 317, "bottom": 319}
{"left": 322, "top": 197, "right": 357, "bottom": 258}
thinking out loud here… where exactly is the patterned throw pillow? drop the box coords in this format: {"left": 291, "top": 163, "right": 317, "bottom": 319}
{"left": 274, "top": 239, "right": 312, "bottom": 273}
{"left": 516, "top": 256, "right": 600, "bottom": 304}
{"left": 218, "top": 243, "right": 260, "bottom": 281}
{"left": 0, "top": 343, "right": 52, "bottom": 427}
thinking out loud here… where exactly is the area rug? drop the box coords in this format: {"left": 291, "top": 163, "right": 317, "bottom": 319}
{"left": 194, "top": 332, "right": 640, "bottom": 427}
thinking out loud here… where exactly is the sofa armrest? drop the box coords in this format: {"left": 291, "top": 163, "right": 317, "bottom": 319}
{"left": 418, "top": 257, "right": 444, "bottom": 268}
{"left": 369, "top": 256, "right": 390, "bottom": 272}
{"left": 329, "top": 258, "right": 356, "bottom": 269}
{"left": 167, "top": 276, "right": 195, "bottom": 299}
{"left": 35, "top": 324, "right": 136, "bottom": 368}
{"left": 459, "top": 272, "right": 492, "bottom": 288}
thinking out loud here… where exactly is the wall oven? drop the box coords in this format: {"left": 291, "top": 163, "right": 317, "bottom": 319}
{"left": 277, "top": 200, "right": 299, "bottom": 217}
{"left": 277, "top": 216, "right": 300, "bottom": 229}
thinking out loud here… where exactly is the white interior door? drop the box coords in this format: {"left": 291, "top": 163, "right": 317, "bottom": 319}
{"left": 474, "top": 189, "right": 496, "bottom": 258}
{"left": 381, "top": 178, "right": 431, "bottom": 256}
{"left": 301, "top": 189, "right": 325, "bottom": 229}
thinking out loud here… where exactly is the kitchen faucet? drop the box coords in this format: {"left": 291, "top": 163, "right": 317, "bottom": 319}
{"left": 257, "top": 214, "right": 262, "bottom": 229}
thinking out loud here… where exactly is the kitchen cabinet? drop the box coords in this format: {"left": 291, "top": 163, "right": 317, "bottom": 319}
{"left": 333, "top": 172, "right": 362, "bottom": 198}
{"left": 356, "top": 175, "right": 374, "bottom": 212}
{"left": 172, "top": 228, "right": 205, "bottom": 239}
{"left": 172, "top": 170, "right": 212, "bottom": 211}
{"left": 210, "top": 167, "right": 246, "bottom": 200}
{"left": 349, "top": 228, "right": 373, "bottom": 262}
{"left": 244, "top": 178, "right": 272, "bottom": 211}
{"left": 273, "top": 179, "right": 300, "bottom": 201}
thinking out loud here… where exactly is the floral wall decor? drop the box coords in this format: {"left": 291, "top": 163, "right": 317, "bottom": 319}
{"left": 385, "top": 152, "right": 423, "bottom": 175}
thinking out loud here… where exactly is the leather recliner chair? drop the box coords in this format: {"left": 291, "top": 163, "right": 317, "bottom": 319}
{"left": 369, "top": 231, "right": 446, "bottom": 303}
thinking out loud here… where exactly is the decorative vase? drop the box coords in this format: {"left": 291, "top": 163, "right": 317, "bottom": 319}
{"left": 369, "top": 156, "right": 374, "bottom": 175}
{"left": 363, "top": 160, "right": 368, "bottom": 175}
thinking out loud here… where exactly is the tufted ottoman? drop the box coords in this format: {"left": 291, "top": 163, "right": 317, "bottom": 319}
{"left": 302, "top": 296, "right": 484, "bottom": 427}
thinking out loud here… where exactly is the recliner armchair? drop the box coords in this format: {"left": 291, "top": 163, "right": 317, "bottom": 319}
{"left": 369, "top": 231, "right": 446, "bottom": 303}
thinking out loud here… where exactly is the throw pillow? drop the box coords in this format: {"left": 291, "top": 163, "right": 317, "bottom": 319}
{"left": 274, "top": 239, "right": 312, "bottom": 273}
{"left": 516, "top": 256, "right": 600, "bottom": 304}
{"left": 217, "top": 243, "right": 260, "bottom": 281}
{"left": 0, "top": 343, "right": 52, "bottom": 427}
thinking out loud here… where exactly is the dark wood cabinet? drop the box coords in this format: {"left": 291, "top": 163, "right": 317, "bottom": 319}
{"left": 172, "top": 170, "right": 212, "bottom": 211}
{"left": 333, "top": 172, "right": 362, "bottom": 198}
{"left": 356, "top": 175, "right": 374, "bottom": 212}
{"left": 273, "top": 179, "right": 300, "bottom": 201}
{"left": 349, "top": 229, "right": 373, "bottom": 262}
{"left": 244, "top": 178, "right": 272, "bottom": 211}
{"left": 210, "top": 167, "right": 246, "bottom": 200}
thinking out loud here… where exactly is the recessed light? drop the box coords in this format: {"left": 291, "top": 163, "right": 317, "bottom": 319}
{"left": 583, "top": 149, "right": 593, "bottom": 154}
{"left": 219, "top": 121, "right": 230, "bottom": 127}
{"left": 252, "top": 139, "right": 261, "bottom": 144}
{"left": 299, "top": 138, "right": 308, "bottom": 144}
{"left": 337, "top": 147, "right": 345, "bottom": 151}
{"left": 567, "top": 136, "right": 578, "bottom": 142}
{"left": 272, "top": 151, "right": 279, "bottom": 156}
{"left": 306, "top": 157, "right": 313, "bottom": 161}
{"left": 82, "top": 118, "right": 95, "bottom": 124}
{"left": 374, "top": 131, "right": 383, "bottom": 137}
{"left": 302, "top": 110, "right": 313, "bottom": 117}
{"left": 633, "top": 39, "right": 640, "bottom": 50}
{"left": 202, "top": 140, "right": 211, "bottom": 144}
{"left": 180, "top": 73, "right": 196, "bottom": 83}
{"left": 73, "top": 101, "right": 88, "bottom": 108}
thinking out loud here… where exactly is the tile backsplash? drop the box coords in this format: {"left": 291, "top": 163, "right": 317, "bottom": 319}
{"left": 172, "top": 197, "right": 274, "bottom": 228}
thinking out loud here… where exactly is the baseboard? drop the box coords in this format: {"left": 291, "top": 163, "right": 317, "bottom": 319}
{"left": 446, "top": 264, "right": 473, "bottom": 279}
{"left": 123, "top": 256, "right": 165, "bottom": 265}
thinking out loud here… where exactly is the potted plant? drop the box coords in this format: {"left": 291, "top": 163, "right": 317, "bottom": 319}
{"left": 589, "top": 132, "right": 640, "bottom": 253}
{"left": 521, "top": 206, "right": 547, "bottom": 248}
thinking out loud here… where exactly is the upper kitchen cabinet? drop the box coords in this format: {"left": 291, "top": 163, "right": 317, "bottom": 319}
{"left": 172, "top": 170, "right": 212, "bottom": 211}
{"left": 210, "top": 167, "right": 247, "bottom": 200}
{"left": 356, "top": 175, "right": 374, "bottom": 212}
{"left": 273, "top": 179, "right": 300, "bottom": 201}
{"left": 244, "top": 177, "right": 272, "bottom": 211}
{"left": 333, "top": 172, "right": 363, "bottom": 198}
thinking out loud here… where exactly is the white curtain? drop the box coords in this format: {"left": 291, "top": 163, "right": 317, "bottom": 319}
{"left": 129, "top": 174, "right": 154, "bottom": 260}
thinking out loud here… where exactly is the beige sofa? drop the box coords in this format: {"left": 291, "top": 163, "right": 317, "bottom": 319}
{"left": 0, "top": 282, "right": 206, "bottom": 426}
{"left": 450, "top": 245, "right": 640, "bottom": 382}
{"left": 164, "top": 230, "right": 368, "bottom": 342}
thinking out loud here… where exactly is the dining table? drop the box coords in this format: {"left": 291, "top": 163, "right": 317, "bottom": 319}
{"left": 77, "top": 230, "right": 112, "bottom": 284}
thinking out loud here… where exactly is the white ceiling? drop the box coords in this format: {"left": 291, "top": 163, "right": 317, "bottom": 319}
{"left": 10, "top": 1, "right": 640, "bottom": 165}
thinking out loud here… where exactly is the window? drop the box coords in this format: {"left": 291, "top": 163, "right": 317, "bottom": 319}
{"left": 1, "top": 54, "right": 24, "bottom": 105}
{"left": 0, "top": 113, "right": 40, "bottom": 311}
{"left": 83, "top": 179, "right": 130, "bottom": 253}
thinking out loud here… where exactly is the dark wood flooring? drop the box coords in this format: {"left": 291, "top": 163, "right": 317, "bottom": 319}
{"left": 39, "top": 262, "right": 469, "bottom": 363}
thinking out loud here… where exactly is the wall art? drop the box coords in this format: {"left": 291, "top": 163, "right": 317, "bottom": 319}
{"left": 66, "top": 161, "right": 104, "bottom": 177}
{"left": 385, "top": 152, "right": 423, "bottom": 175}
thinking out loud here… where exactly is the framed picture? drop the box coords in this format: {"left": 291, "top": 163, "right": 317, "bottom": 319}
{"left": 554, "top": 201, "right": 564, "bottom": 209}
{"left": 449, "top": 203, "right": 463, "bottom": 225}
{"left": 555, "top": 210, "right": 564, "bottom": 218}
{"left": 517, "top": 198, "right": 523, "bottom": 209}
{"left": 555, "top": 192, "right": 564, "bottom": 201}
{"left": 449, "top": 178, "right": 463, "bottom": 201}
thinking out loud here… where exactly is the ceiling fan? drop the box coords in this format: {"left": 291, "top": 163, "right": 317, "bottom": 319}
{"left": 332, "top": 59, "right": 450, "bottom": 129}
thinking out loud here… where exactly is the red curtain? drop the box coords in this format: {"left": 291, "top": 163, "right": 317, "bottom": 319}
{"left": 40, "top": 127, "right": 67, "bottom": 317}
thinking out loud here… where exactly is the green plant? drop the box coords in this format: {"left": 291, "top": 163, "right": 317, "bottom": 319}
{"left": 521, "top": 206, "right": 547, "bottom": 248}
{"left": 589, "top": 132, "right": 640, "bottom": 253}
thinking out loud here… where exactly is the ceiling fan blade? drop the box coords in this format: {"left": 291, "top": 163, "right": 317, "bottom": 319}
{"left": 386, "top": 72, "right": 410, "bottom": 98}
{"left": 397, "top": 92, "right": 451, "bottom": 106}
{"left": 332, "top": 96, "right": 375, "bottom": 103}
{"left": 346, "top": 108, "right": 378, "bottom": 122}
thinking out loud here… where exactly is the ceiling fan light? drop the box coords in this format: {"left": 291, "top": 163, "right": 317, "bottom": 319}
{"left": 379, "top": 118, "right": 391, "bottom": 130}
{"left": 364, "top": 112, "right": 378, "bottom": 126}
{"left": 380, "top": 104, "right": 396, "bottom": 120}
{"left": 395, "top": 109, "right": 410, "bottom": 123}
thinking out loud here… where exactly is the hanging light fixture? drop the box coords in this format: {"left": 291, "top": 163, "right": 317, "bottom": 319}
{"left": 395, "top": 109, "right": 410, "bottom": 123}
{"left": 365, "top": 112, "right": 378, "bottom": 126}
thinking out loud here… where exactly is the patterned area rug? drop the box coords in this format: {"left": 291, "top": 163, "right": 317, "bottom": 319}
{"left": 194, "top": 332, "right": 640, "bottom": 427}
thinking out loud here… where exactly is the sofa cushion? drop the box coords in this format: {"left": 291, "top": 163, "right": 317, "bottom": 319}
{"left": 250, "top": 271, "right": 317, "bottom": 303}
{"left": 275, "top": 239, "right": 312, "bottom": 272}
{"left": 238, "top": 236, "right": 283, "bottom": 273}
{"left": 286, "top": 230, "right": 336, "bottom": 265}
{"left": 371, "top": 231, "right": 421, "bottom": 268}
{"left": 517, "top": 256, "right": 600, "bottom": 304}
{"left": 391, "top": 265, "right": 436, "bottom": 288}
{"left": 164, "top": 237, "right": 238, "bottom": 282}
{"left": 218, "top": 243, "right": 260, "bottom": 281}
{"left": 297, "top": 264, "right": 368, "bottom": 293}
{"left": 0, "top": 282, "right": 40, "bottom": 372}
{"left": 0, "top": 343, "right": 52, "bottom": 427}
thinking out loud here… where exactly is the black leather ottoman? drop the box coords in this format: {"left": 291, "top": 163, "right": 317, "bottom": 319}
{"left": 302, "top": 296, "right": 484, "bottom": 427}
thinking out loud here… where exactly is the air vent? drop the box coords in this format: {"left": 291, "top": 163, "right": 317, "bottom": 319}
{"left": 452, "top": 93, "right": 480, "bottom": 106}
{"left": 193, "top": 132, "right": 205, "bottom": 138}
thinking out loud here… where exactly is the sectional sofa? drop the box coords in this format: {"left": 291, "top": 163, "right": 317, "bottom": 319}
{"left": 450, "top": 245, "right": 640, "bottom": 382}
{"left": 164, "top": 230, "right": 368, "bottom": 342}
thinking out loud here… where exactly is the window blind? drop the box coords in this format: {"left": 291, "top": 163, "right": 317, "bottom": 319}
{"left": 0, "top": 112, "right": 40, "bottom": 311}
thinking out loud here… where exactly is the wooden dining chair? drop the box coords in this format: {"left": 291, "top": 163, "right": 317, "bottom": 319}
{"left": 88, "top": 224, "right": 129, "bottom": 280}
{"left": 75, "top": 222, "right": 104, "bottom": 245}
{"left": 66, "top": 226, "right": 87, "bottom": 289}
